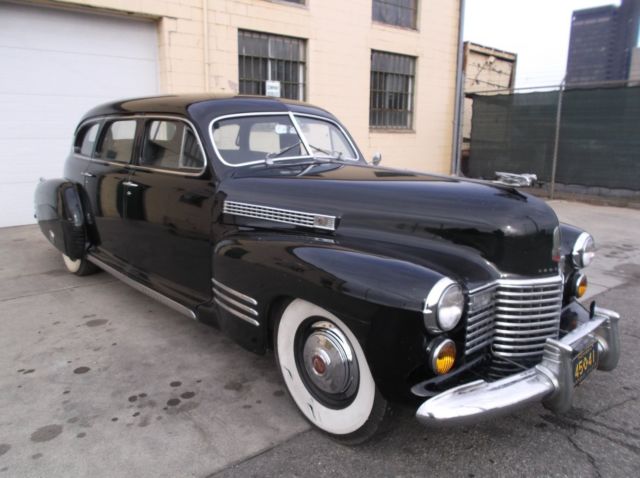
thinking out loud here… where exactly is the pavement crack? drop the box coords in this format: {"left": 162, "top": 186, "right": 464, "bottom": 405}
{"left": 0, "top": 280, "right": 115, "bottom": 303}
{"left": 566, "top": 434, "right": 602, "bottom": 478}
{"left": 541, "top": 413, "right": 640, "bottom": 455}
{"left": 593, "top": 396, "right": 638, "bottom": 416}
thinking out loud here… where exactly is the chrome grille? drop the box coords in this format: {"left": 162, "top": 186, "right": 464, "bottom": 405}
{"left": 465, "top": 276, "right": 564, "bottom": 377}
{"left": 223, "top": 201, "right": 336, "bottom": 231}
{"left": 464, "top": 286, "right": 497, "bottom": 355}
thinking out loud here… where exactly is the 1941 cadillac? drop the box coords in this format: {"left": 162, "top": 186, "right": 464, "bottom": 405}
{"left": 34, "top": 95, "right": 620, "bottom": 444}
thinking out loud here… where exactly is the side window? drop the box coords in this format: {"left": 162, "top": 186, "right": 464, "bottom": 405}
{"left": 140, "top": 120, "right": 205, "bottom": 172}
{"left": 96, "top": 120, "right": 137, "bottom": 163}
{"left": 74, "top": 123, "right": 100, "bottom": 157}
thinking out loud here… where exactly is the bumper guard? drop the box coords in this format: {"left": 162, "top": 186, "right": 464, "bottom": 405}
{"left": 416, "top": 306, "right": 620, "bottom": 426}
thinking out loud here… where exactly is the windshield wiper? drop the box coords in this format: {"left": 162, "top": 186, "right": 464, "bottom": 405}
{"left": 264, "top": 156, "right": 334, "bottom": 168}
{"left": 309, "top": 144, "right": 343, "bottom": 159}
{"left": 265, "top": 141, "right": 303, "bottom": 162}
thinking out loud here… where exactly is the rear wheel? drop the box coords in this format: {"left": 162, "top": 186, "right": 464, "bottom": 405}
{"left": 275, "top": 299, "right": 389, "bottom": 445}
{"left": 62, "top": 253, "right": 99, "bottom": 276}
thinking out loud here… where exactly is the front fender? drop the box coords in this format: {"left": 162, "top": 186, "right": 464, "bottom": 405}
{"left": 34, "top": 179, "right": 87, "bottom": 260}
{"left": 208, "top": 232, "right": 457, "bottom": 398}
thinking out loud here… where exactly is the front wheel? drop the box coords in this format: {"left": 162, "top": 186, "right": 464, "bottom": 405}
{"left": 62, "top": 253, "right": 99, "bottom": 276}
{"left": 275, "top": 299, "right": 389, "bottom": 445}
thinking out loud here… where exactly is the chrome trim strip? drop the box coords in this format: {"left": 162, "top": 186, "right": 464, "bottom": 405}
{"left": 211, "top": 278, "right": 258, "bottom": 305}
{"left": 223, "top": 200, "right": 337, "bottom": 231}
{"left": 213, "top": 289, "right": 258, "bottom": 317}
{"left": 208, "top": 111, "right": 361, "bottom": 167}
{"left": 73, "top": 114, "right": 208, "bottom": 178}
{"left": 86, "top": 255, "right": 196, "bottom": 320}
{"left": 214, "top": 298, "right": 260, "bottom": 327}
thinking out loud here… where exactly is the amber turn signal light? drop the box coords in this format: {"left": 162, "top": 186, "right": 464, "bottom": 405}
{"left": 429, "top": 339, "right": 457, "bottom": 375}
{"left": 573, "top": 273, "right": 588, "bottom": 298}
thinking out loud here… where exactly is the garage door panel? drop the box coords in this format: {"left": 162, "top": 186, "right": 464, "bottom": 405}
{"left": 0, "top": 3, "right": 157, "bottom": 59}
{"left": 0, "top": 3, "right": 158, "bottom": 227}
{"left": 1, "top": 48, "right": 158, "bottom": 97}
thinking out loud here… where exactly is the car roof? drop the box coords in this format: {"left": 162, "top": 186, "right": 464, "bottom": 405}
{"left": 80, "top": 94, "right": 336, "bottom": 123}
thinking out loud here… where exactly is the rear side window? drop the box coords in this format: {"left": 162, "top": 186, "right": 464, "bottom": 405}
{"left": 96, "top": 120, "right": 137, "bottom": 163}
{"left": 140, "top": 120, "right": 205, "bottom": 172}
{"left": 74, "top": 123, "right": 100, "bottom": 157}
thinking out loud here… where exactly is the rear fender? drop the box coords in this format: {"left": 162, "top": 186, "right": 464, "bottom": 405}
{"left": 34, "top": 179, "right": 87, "bottom": 260}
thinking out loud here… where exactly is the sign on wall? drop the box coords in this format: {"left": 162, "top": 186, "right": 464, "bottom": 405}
{"left": 265, "top": 80, "right": 281, "bottom": 97}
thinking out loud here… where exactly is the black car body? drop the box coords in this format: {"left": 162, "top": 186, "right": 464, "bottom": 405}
{"left": 34, "top": 95, "right": 620, "bottom": 443}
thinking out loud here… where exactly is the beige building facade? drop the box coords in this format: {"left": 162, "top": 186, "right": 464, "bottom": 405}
{"left": 1, "top": 0, "right": 461, "bottom": 226}
{"left": 34, "top": 0, "right": 460, "bottom": 171}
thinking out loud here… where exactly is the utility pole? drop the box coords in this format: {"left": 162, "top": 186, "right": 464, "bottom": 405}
{"left": 549, "top": 76, "right": 566, "bottom": 199}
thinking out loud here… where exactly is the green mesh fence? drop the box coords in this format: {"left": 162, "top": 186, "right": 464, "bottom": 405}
{"left": 466, "top": 86, "right": 640, "bottom": 191}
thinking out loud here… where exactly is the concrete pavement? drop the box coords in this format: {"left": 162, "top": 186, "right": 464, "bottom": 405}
{"left": 0, "top": 199, "right": 639, "bottom": 477}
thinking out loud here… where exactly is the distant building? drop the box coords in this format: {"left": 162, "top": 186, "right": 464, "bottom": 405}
{"left": 461, "top": 42, "right": 517, "bottom": 173}
{"left": 565, "top": 0, "right": 640, "bottom": 85}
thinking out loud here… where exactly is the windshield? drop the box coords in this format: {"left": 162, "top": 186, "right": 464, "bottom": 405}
{"left": 210, "top": 113, "right": 359, "bottom": 167}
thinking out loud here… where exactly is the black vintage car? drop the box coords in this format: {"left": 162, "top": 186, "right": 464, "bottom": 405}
{"left": 34, "top": 95, "right": 620, "bottom": 444}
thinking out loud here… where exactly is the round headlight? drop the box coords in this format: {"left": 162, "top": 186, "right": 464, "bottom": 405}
{"left": 423, "top": 279, "right": 465, "bottom": 333}
{"left": 572, "top": 233, "right": 595, "bottom": 268}
{"left": 437, "top": 284, "right": 464, "bottom": 331}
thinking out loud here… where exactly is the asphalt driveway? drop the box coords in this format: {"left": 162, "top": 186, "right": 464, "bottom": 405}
{"left": 0, "top": 200, "right": 639, "bottom": 477}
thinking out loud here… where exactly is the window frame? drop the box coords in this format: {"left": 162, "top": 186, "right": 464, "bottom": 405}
{"left": 94, "top": 118, "right": 139, "bottom": 164}
{"left": 139, "top": 118, "right": 207, "bottom": 174}
{"left": 372, "top": 0, "right": 419, "bottom": 30}
{"left": 369, "top": 50, "right": 417, "bottom": 130}
{"left": 73, "top": 121, "right": 102, "bottom": 159}
{"left": 73, "top": 115, "right": 208, "bottom": 177}
{"left": 209, "top": 112, "right": 361, "bottom": 168}
{"left": 238, "top": 30, "right": 307, "bottom": 101}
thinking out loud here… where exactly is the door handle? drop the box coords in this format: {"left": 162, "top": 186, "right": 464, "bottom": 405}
{"left": 81, "top": 171, "right": 95, "bottom": 178}
{"left": 122, "top": 181, "right": 139, "bottom": 188}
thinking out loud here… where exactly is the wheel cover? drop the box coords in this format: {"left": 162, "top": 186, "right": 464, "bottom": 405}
{"left": 298, "top": 320, "right": 359, "bottom": 406}
{"left": 277, "top": 299, "right": 376, "bottom": 435}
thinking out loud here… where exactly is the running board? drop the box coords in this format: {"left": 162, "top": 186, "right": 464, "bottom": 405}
{"left": 87, "top": 254, "right": 197, "bottom": 320}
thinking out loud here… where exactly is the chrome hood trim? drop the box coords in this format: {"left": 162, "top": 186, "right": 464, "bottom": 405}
{"left": 223, "top": 200, "right": 336, "bottom": 231}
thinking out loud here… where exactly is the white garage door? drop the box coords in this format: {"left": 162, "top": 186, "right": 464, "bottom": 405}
{"left": 0, "top": 3, "right": 159, "bottom": 227}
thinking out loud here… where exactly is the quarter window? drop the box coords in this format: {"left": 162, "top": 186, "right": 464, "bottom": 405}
{"left": 74, "top": 122, "right": 100, "bottom": 157}
{"left": 238, "top": 30, "right": 306, "bottom": 100}
{"left": 140, "top": 120, "right": 205, "bottom": 172}
{"left": 370, "top": 51, "right": 416, "bottom": 129}
{"left": 96, "top": 120, "right": 137, "bottom": 163}
{"left": 372, "top": 0, "right": 418, "bottom": 29}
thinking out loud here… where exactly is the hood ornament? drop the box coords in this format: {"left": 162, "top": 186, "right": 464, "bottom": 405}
{"left": 493, "top": 172, "right": 538, "bottom": 188}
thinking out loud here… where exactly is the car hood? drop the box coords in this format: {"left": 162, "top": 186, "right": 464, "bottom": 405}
{"left": 220, "top": 163, "right": 560, "bottom": 277}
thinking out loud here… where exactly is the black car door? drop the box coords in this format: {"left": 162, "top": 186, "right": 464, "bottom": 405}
{"left": 123, "top": 116, "right": 215, "bottom": 306}
{"left": 83, "top": 118, "right": 138, "bottom": 267}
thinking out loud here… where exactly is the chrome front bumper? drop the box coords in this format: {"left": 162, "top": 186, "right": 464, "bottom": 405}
{"left": 416, "top": 306, "right": 621, "bottom": 426}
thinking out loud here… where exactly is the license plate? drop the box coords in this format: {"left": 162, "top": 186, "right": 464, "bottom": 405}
{"left": 573, "top": 340, "right": 599, "bottom": 385}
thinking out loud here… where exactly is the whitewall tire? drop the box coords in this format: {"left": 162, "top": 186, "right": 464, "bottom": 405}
{"left": 62, "top": 253, "right": 99, "bottom": 276}
{"left": 275, "top": 299, "right": 388, "bottom": 444}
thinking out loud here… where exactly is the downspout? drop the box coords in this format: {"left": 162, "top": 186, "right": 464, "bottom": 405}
{"left": 451, "top": 0, "right": 465, "bottom": 175}
{"left": 202, "top": 0, "right": 210, "bottom": 92}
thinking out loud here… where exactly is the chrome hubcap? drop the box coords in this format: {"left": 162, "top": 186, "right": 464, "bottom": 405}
{"left": 302, "top": 321, "right": 359, "bottom": 396}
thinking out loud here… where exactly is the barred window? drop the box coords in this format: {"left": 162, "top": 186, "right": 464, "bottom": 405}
{"left": 238, "top": 30, "right": 306, "bottom": 101}
{"left": 370, "top": 51, "right": 416, "bottom": 129}
{"left": 372, "top": 0, "right": 418, "bottom": 29}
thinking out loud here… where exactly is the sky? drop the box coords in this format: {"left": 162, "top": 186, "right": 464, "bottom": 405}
{"left": 463, "top": 0, "right": 626, "bottom": 89}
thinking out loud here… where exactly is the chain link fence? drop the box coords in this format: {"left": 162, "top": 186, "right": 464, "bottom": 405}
{"left": 463, "top": 84, "right": 640, "bottom": 205}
